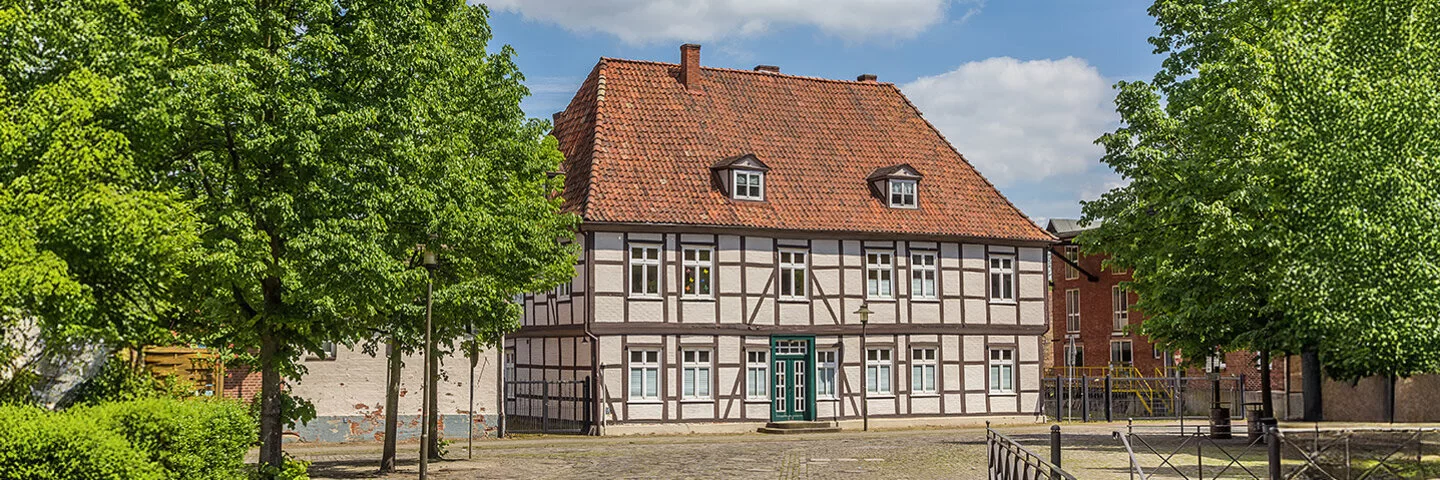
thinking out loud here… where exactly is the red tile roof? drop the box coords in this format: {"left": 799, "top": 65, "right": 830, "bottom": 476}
{"left": 551, "top": 57, "right": 1054, "bottom": 243}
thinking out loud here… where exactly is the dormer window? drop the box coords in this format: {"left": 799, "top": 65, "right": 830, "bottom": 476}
{"left": 711, "top": 153, "right": 771, "bottom": 202}
{"left": 867, "top": 163, "right": 923, "bottom": 209}
{"left": 889, "top": 179, "right": 916, "bottom": 208}
{"left": 733, "top": 170, "right": 764, "bottom": 200}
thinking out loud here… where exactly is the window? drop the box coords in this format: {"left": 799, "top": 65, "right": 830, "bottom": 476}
{"left": 910, "top": 348, "right": 937, "bottom": 394}
{"left": 733, "top": 170, "right": 764, "bottom": 200}
{"left": 682, "top": 247, "right": 713, "bottom": 298}
{"left": 746, "top": 351, "right": 769, "bottom": 399}
{"left": 778, "top": 250, "right": 807, "bottom": 300}
{"left": 1110, "top": 340, "right": 1133, "bottom": 366}
{"left": 503, "top": 350, "right": 516, "bottom": 381}
{"left": 681, "top": 350, "right": 712, "bottom": 399}
{"left": 816, "top": 350, "right": 837, "bottom": 399}
{"left": 628, "top": 350, "right": 660, "bottom": 400}
{"left": 1065, "top": 289, "right": 1080, "bottom": 333}
{"left": 1063, "top": 245, "right": 1079, "bottom": 280}
{"left": 910, "top": 252, "right": 937, "bottom": 299}
{"left": 989, "top": 255, "right": 1015, "bottom": 302}
{"left": 865, "top": 348, "right": 892, "bottom": 395}
{"left": 1064, "top": 344, "right": 1084, "bottom": 367}
{"left": 988, "top": 348, "right": 1015, "bottom": 394}
{"left": 866, "top": 251, "right": 894, "bottom": 299}
{"left": 1153, "top": 348, "right": 1168, "bottom": 360}
{"left": 629, "top": 245, "right": 660, "bottom": 297}
{"left": 307, "top": 342, "right": 338, "bottom": 361}
{"left": 889, "top": 179, "right": 917, "bottom": 208}
{"left": 556, "top": 280, "right": 572, "bottom": 299}
{"left": 1112, "top": 286, "right": 1129, "bottom": 332}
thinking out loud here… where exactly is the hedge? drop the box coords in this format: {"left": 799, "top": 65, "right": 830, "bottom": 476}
{"left": 0, "top": 398, "right": 256, "bottom": 480}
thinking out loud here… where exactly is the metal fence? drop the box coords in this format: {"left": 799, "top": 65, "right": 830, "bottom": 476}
{"left": 986, "top": 423, "right": 1077, "bottom": 480}
{"left": 1114, "top": 421, "right": 1270, "bottom": 479}
{"left": 1043, "top": 375, "right": 1247, "bottom": 422}
{"left": 504, "top": 377, "right": 592, "bottom": 434}
{"left": 1114, "top": 424, "right": 1440, "bottom": 479}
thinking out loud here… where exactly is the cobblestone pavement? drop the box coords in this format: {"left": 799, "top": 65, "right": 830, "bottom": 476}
{"left": 281, "top": 422, "right": 1170, "bottom": 479}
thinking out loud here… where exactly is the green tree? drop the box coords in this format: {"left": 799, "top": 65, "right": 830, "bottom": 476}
{"left": 1084, "top": 0, "right": 1440, "bottom": 417}
{"left": 0, "top": 0, "right": 202, "bottom": 401}
{"left": 120, "top": 0, "right": 575, "bottom": 469}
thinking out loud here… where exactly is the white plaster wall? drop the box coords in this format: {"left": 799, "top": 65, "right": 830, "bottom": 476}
{"left": 293, "top": 343, "right": 500, "bottom": 420}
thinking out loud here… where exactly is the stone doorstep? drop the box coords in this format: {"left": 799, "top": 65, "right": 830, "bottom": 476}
{"left": 757, "top": 421, "right": 842, "bottom": 434}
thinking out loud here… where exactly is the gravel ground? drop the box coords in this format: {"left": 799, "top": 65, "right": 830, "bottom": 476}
{"left": 277, "top": 421, "right": 1285, "bottom": 479}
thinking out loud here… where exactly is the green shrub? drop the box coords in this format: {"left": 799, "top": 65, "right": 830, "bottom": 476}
{"left": 0, "top": 398, "right": 256, "bottom": 480}
{"left": 87, "top": 398, "right": 257, "bottom": 480}
{"left": 0, "top": 404, "right": 163, "bottom": 480}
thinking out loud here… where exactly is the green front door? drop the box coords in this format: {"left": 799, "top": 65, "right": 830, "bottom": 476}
{"left": 770, "top": 336, "right": 815, "bottom": 422}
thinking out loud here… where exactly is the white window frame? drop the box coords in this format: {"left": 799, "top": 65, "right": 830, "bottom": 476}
{"left": 910, "top": 251, "right": 937, "bottom": 300}
{"left": 556, "top": 280, "right": 572, "bottom": 299}
{"left": 1110, "top": 340, "right": 1134, "bottom": 366}
{"left": 988, "top": 348, "right": 1016, "bottom": 394}
{"left": 733, "top": 169, "right": 764, "bottom": 201}
{"left": 889, "top": 179, "right": 917, "bottom": 208}
{"left": 865, "top": 348, "right": 893, "bottom": 395}
{"left": 628, "top": 244, "right": 661, "bottom": 298}
{"left": 1063, "top": 245, "right": 1079, "bottom": 280}
{"left": 745, "top": 351, "right": 769, "bottom": 400}
{"left": 910, "top": 347, "right": 937, "bottom": 394}
{"left": 681, "top": 349, "right": 712, "bottom": 400}
{"left": 628, "top": 349, "right": 660, "bottom": 401}
{"left": 1065, "top": 289, "right": 1081, "bottom": 333}
{"left": 778, "top": 249, "right": 808, "bottom": 300}
{"left": 1112, "top": 285, "right": 1129, "bottom": 333}
{"left": 866, "top": 250, "right": 894, "bottom": 299}
{"left": 988, "top": 254, "right": 1016, "bottom": 303}
{"left": 682, "top": 247, "right": 713, "bottom": 298}
{"left": 816, "top": 350, "right": 838, "bottom": 399}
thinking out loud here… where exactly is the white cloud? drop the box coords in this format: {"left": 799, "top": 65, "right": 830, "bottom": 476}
{"left": 901, "top": 57, "right": 1117, "bottom": 187}
{"left": 482, "top": 0, "right": 978, "bottom": 44}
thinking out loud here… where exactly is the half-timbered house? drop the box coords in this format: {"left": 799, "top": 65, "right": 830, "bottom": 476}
{"left": 508, "top": 44, "right": 1056, "bottom": 434}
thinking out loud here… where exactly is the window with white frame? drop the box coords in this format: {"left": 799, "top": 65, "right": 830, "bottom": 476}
{"left": 866, "top": 251, "right": 894, "bottom": 299}
{"left": 503, "top": 350, "right": 515, "bottom": 381}
{"left": 1064, "top": 344, "right": 1084, "bottom": 367}
{"left": 910, "top": 348, "right": 937, "bottom": 394}
{"left": 778, "top": 249, "right": 807, "bottom": 300}
{"left": 1063, "top": 245, "right": 1079, "bottom": 280}
{"left": 746, "top": 351, "right": 769, "bottom": 399}
{"left": 682, "top": 247, "right": 713, "bottom": 298}
{"left": 1110, "top": 340, "right": 1133, "bottom": 366}
{"left": 628, "top": 350, "right": 660, "bottom": 400}
{"left": 988, "top": 255, "right": 1015, "bottom": 302}
{"left": 865, "top": 348, "right": 893, "bottom": 395}
{"left": 556, "top": 280, "right": 572, "bottom": 299}
{"left": 629, "top": 245, "right": 661, "bottom": 297}
{"left": 889, "top": 179, "right": 917, "bottom": 208}
{"left": 816, "top": 350, "right": 837, "bottom": 399}
{"left": 988, "top": 348, "right": 1015, "bottom": 394}
{"left": 1112, "top": 285, "right": 1129, "bottom": 332}
{"left": 1065, "top": 289, "right": 1080, "bottom": 333}
{"left": 681, "top": 349, "right": 712, "bottom": 399}
{"left": 910, "top": 252, "right": 936, "bottom": 299}
{"left": 733, "top": 170, "right": 764, "bottom": 200}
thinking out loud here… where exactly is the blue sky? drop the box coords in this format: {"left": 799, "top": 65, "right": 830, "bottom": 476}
{"left": 481, "top": 0, "right": 1163, "bottom": 222}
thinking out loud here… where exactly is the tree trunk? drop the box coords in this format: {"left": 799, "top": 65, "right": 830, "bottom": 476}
{"left": 258, "top": 328, "right": 284, "bottom": 471}
{"left": 380, "top": 334, "right": 402, "bottom": 472}
{"left": 1259, "top": 350, "right": 1274, "bottom": 419}
{"left": 427, "top": 338, "right": 441, "bottom": 459}
{"left": 1301, "top": 348, "right": 1322, "bottom": 421}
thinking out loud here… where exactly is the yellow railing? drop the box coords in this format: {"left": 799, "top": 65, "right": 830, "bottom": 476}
{"left": 1044, "top": 365, "right": 1176, "bottom": 416}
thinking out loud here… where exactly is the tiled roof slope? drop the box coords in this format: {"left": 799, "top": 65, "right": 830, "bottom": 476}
{"left": 552, "top": 58, "right": 1055, "bottom": 243}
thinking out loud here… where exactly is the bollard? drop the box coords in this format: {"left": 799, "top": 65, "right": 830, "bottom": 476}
{"left": 1082, "top": 375, "right": 1090, "bottom": 422}
{"left": 1104, "top": 375, "right": 1113, "bottom": 422}
{"left": 1266, "top": 425, "right": 1282, "bottom": 479}
{"left": 1055, "top": 375, "right": 1063, "bottom": 421}
{"left": 1051, "top": 424, "right": 1062, "bottom": 469}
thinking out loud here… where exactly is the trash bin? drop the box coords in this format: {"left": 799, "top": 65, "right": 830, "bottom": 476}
{"left": 1245, "top": 402, "right": 1265, "bottom": 441}
{"left": 1209, "top": 407, "right": 1232, "bottom": 439}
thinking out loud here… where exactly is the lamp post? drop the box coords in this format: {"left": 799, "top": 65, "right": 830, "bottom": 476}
{"left": 418, "top": 245, "right": 437, "bottom": 479}
{"left": 854, "top": 303, "right": 872, "bottom": 432}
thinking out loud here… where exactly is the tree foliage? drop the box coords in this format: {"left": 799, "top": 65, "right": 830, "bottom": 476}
{"left": 1084, "top": 0, "right": 1440, "bottom": 380}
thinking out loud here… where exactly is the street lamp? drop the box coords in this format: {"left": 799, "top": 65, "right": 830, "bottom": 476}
{"left": 854, "top": 303, "right": 872, "bottom": 432}
{"left": 418, "top": 244, "right": 438, "bottom": 479}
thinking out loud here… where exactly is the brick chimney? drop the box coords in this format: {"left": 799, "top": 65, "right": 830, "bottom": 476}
{"left": 857, "top": 74, "right": 878, "bottom": 83}
{"left": 680, "top": 44, "right": 702, "bottom": 91}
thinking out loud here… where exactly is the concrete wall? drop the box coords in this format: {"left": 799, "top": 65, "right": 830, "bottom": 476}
{"left": 286, "top": 343, "right": 501, "bottom": 443}
{"left": 1323, "top": 374, "right": 1440, "bottom": 423}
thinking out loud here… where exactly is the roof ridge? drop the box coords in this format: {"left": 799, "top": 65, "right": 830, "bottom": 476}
{"left": 598, "top": 56, "right": 894, "bottom": 87}
{"left": 884, "top": 83, "right": 1056, "bottom": 241}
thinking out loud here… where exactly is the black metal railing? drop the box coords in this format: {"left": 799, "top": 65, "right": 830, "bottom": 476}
{"left": 1044, "top": 375, "right": 1246, "bottom": 422}
{"left": 1114, "top": 420, "right": 1269, "bottom": 479}
{"left": 986, "top": 423, "right": 1077, "bottom": 480}
{"left": 1277, "top": 426, "right": 1440, "bottom": 479}
{"left": 504, "top": 377, "right": 592, "bottom": 434}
